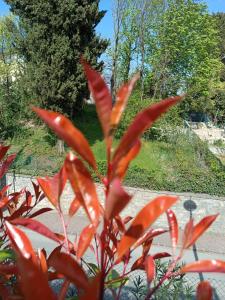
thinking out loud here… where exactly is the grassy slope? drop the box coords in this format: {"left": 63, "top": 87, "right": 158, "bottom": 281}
{"left": 7, "top": 105, "right": 225, "bottom": 196}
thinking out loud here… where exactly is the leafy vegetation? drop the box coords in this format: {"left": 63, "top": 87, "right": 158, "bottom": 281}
{"left": 0, "top": 61, "right": 222, "bottom": 300}
{"left": 7, "top": 102, "right": 225, "bottom": 196}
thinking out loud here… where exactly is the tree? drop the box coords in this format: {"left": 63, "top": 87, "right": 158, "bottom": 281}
{"left": 0, "top": 15, "right": 25, "bottom": 138}
{"left": 5, "top": 0, "right": 108, "bottom": 117}
{"left": 110, "top": 0, "right": 127, "bottom": 101}
{"left": 211, "top": 13, "right": 225, "bottom": 123}
{"left": 149, "top": 0, "right": 222, "bottom": 113}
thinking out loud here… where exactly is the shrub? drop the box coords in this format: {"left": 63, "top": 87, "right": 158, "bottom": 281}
{"left": 115, "top": 92, "right": 183, "bottom": 141}
{"left": 0, "top": 62, "right": 223, "bottom": 299}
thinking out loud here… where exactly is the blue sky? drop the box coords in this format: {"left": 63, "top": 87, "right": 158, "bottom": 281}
{"left": 0, "top": 0, "right": 225, "bottom": 39}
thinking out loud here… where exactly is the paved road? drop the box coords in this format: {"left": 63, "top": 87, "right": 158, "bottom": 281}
{"left": 6, "top": 173, "right": 225, "bottom": 297}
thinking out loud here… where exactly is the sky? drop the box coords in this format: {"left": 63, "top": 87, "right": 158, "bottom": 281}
{"left": 0, "top": 0, "right": 224, "bottom": 39}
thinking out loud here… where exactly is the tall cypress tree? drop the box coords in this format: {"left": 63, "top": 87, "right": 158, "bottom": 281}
{"left": 5, "top": 0, "right": 108, "bottom": 117}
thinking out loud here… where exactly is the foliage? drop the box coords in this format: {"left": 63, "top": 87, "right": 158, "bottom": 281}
{"left": 5, "top": 0, "right": 108, "bottom": 116}
{"left": 149, "top": 0, "right": 221, "bottom": 113}
{"left": 0, "top": 144, "right": 49, "bottom": 295}
{"left": 0, "top": 15, "right": 28, "bottom": 139}
{"left": 0, "top": 62, "right": 223, "bottom": 299}
{"left": 115, "top": 92, "right": 183, "bottom": 140}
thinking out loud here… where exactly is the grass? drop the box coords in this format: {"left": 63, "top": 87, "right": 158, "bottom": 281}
{"left": 6, "top": 105, "right": 225, "bottom": 196}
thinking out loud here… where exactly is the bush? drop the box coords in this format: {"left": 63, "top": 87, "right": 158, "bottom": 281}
{"left": 115, "top": 92, "right": 183, "bottom": 141}
{"left": 0, "top": 62, "right": 221, "bottom": 299}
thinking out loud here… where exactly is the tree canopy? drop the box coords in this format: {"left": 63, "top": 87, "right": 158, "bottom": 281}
{"left": 5, "top": 0, "right": 108, "bottom": 117}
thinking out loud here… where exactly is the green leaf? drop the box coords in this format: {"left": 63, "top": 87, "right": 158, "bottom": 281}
{"left": 87, "top": 263, "right": 100, "bottom": 276}
{"left": 106, "top": 269, "right": 129, "bottom": 289}
{"left": 0, "top": 249, "right": 16, "bottom": 262}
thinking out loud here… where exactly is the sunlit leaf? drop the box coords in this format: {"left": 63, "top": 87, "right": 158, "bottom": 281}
{"left": 105, "top": 178, "right": 132, "bottom": 220}
{"left": 185, "top": 214, "right": 218, "bottom": 249}
{"left": 145, "top": 255, "right": 155, "bottom": 282}
{"left": 65, "top": 153, "right": 100, "bottom": 226}
{"left": 113, "top": 96, "right": 182, "bottom": 166}
{"left": 117, "top": 196, "right": 177, "bottom": 258}
{"left": 33, "top": 107, "right": 96, "bottom": 169}
{"left": 113, "top": 140, "right": 141, "bottom": 181}
{"left": 81, "top": 59, "right": 112, "bottom": 139}
{"left": 5, "top": 221, "right": 37, "bottom": 263}
{"left": 197, "top": 281, "right": 213, "bottom": 300}
{"left": 48, "top": 250, "right": 88, "bottom": 290}
{"left": 182, "top": 219, "right": 194, "bottom": 250}
{"left": 110, "top": 73, "right": 140, "bottom": 135}
{"left": 10, "top": 218, "right": 61, "bottom": 243}
{"left": 133, "top": 228, "right": 168, "bottom": 250}
{"left": 37, "top": 165, "right": 67, "bottom": 208}
{"left": 5, "top": 222, "right": 55, "bottom": 299}
{"left": 77, "top": 224, "right": 96, "bottom": 259}
{"left": 69, "top": 197, "right": 81, "bottom": 217}
{"left": 181, "top": 260, "right": 225, "bottom": 273}
{"left": 166, "top": 209, "right": 178, "bottom": 252}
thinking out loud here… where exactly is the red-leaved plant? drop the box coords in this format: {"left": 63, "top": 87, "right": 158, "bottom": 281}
{"left": 0, "top": 145, "right": 51, "bottom": 297}
{"left": 0, "top": 61, "right": 224, "bottom": 299}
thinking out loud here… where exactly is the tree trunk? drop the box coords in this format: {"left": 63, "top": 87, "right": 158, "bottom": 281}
{"left": 57, "top": 139, "right": 65, "bottom": 155}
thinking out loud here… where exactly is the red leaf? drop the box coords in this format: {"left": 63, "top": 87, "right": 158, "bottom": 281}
{"left": 81, "top": 59, "right": 112, "bottom": 138}
{"left": 145, "top": 256, "right": 155, "bottom": 282}
{"left": 0, "top": 264, "right": 18, "bottom": 275}
{"left": 6, "top": 206, "right": 32, "bottom": 221}
{"left": 0, "top": 154, "right": 16, "bottom": 180}
{"left": 0, "top": 283, "right": 10, "bottom": 299}
{"left": 181, "top": 260, "right": 225, "bottom": 273}
{"left": 10, "top": 218, "right": 61, "bottom": 243}
{"left": 105, "top": 178, "right": 132, "bottom": 220}
{"left": 48, "top": 251, "right": 88, "bottom": 290}
{"left": 117, "top": 196, "right": 177, "bottom": 258}
{"left": 110, "top": 73, "right": 140, "bottom": 134}
{"left": 197, "top": 281, "right": 213, "bottom": 300}
{"left": 80, "top": 272, "right": 101, "bottom": 300}
{"left": 5, "top": 221, "right": 37, "bottom": 262}
{"left": 152, "top": 252, "right": 171, "bottom": 260}
{"left": 113, "top": 96, "right": 182, "bottom": 166}
{"left": 185, "top": 214, "right": 218, "bottom": 249}
{"left": 77, "top": 224, "right": 96, "bottom": 259}
{"left": 133, "top": 228, "right": 168, "bottom": 250}
{"left": 0, "top": 184, "right": 11, "bottom": 197}
{"left": 5, "top": 222, "right": 55, "bottom": 299}
{"left": 114, "top": 215, "right": 126, "bottom": 233}
{"left": 182, "top": 219, "right": 194, "bottom": 250}
{"left": 65, "top": 153, "right": 100, "bottom": 226}
{"left": 0, "top": 196, "right": 11, "bottom": 209}
{"left": 166, "top": 209, "right": 178, "bottom": 251}
{"left": 32, "top": 181, "right": 41, "bottom": 200}
{"left": 69, "top": 197, "right": 81, "bottom": 217}
{"left": 131, "top": 256, "right": 145, "bottom": 271}
{"left": 37, "top": 165, "right": 67, "bottom": 208}
{"left": 123, "top": 216, "right": 133, "bottom": 224}
{"left": 0, "top": 145, "right": 10, "bottom": 161}
{"left": 38, "top": 249, "right": 48, "bottom": 275}
{"left": 33, "top": 107, "right": 96, "bottom": 169}
{"left": 113, "top": 140, "right": 141, "bottom": 181}
{"left": 29, "top": 208, "right": 53, "bottom": 218}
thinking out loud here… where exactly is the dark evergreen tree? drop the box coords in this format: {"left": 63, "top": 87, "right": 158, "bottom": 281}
{"left": 5, "top": 0, "right": 108, "bottom": 117}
